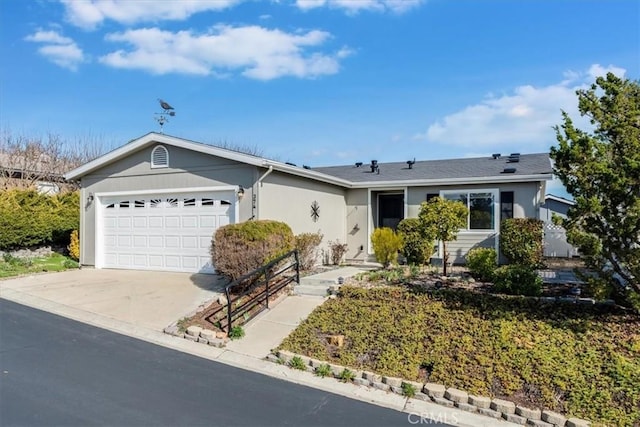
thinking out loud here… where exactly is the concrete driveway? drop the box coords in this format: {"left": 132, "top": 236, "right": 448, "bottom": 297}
{"left": 0, "top": 269, "right": 225, "bottom": 331}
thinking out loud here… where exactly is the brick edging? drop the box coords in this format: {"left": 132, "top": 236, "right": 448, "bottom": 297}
{"left": 269, "top": 350, "right": 591, "bottom": 427}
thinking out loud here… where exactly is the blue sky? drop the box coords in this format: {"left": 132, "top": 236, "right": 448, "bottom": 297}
{"left": 1, "top": 0, "right": 638, "bottom": 196}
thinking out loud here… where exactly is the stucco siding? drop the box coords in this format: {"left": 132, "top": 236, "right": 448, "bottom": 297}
{"left": 79, "top": 144, "right": 257, "bottom": 266}
{"left": 345, "top": 188, "right": 368, "bottom": 261}
{"left": 259, "top": 171, "right": 346, "bottom": 260}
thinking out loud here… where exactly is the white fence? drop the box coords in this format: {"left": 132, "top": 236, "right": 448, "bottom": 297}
{"left": 543, "top": 222, "right": 579, "bottom": 258}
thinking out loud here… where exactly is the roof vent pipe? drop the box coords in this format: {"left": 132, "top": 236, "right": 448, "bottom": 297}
{"left": 370, "top": 160, "right": 378, "bottom": 173}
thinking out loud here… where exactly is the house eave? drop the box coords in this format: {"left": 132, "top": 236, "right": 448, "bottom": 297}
{"left": 64, "top": 132, "right": 269, "bottom": 181}
{"left": 350, "top": 173, "right": 553, "bottom": 189}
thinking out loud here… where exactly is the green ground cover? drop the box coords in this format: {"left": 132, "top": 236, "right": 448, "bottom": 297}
{"left": 0, "top": 253, "right": 78, "bottom": 278}
{"left": 280, "top": 286, "right": 640, "bottom": 426}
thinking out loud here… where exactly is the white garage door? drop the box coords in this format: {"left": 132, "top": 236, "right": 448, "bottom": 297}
{"left": 99, "top": 190, "right": 235, "bottom": 273}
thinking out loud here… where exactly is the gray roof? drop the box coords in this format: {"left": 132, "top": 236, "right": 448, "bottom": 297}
{"left": 312, "top": 153, "right": 552, "bottom": 183}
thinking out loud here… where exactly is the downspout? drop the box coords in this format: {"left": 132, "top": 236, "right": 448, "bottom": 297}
{"left": 255, "top": 165, "right": 273, "bottom": 220}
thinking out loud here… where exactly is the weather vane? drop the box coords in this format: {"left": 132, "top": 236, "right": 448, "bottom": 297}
{"left": 155, "top": 99, "right": 176, "bottom": 133}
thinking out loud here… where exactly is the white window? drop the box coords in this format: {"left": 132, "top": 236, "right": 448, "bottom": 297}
{"left": 151, "top": 145, "right": 169, "bottom": 168}
{"left": 440, "top": 189, "right": 498, "bottom": 231}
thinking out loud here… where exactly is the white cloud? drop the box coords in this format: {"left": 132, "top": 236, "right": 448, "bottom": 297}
{"left": 295, "top": 0, "right": 423, "bottom": 13}
{"left": 99, "top": 25, "right": 350, "bottom": 80}
{"left": 61, "top": 0, "right": 242, "bottom": 29}
{"left": 25, "top": 29, "right": 84, "bottom": 70}
{"left": 414, "top": 64, "right": 627, "bottom": 152}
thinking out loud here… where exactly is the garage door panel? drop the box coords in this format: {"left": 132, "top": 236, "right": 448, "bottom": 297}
{"left": 100, "top": 190, "right": 233, "bottom": 273}
{"left": 165, "top": 236, "right": 180, "bottom": 248}
{"left": 165, "top": 256, "right": 180, "bottom": 268}
{"left": 182, "top": 216, "right": 198, "bottom": 227}
{"left": 148, "top": 236, "right": 163, "bottom": 248}
{"left": 182, "top": 257, "right": 198, "bottom": 269}
{"left": 182, "top": 236, "right": 197, "bottom": 248}
{"left": 117, "top": 217, "right": 132, "bottom": 228}
{"left": 104, "top": 236, "right": 117, "bottom": 248}
{"left": 165, "top": 216, "right": 180, "bottom": 228}
{"left": 133, "top": 236, "right": 147, "bottom": 248}
{"left": 200, "top": 216, "right": 216, "bottom": 228}
{"left": 133, "top": 255, "right": 147, "bottom": 267}
{"left": 149, "top": 217, "right": 163, "bottom": 228}
{"left": 133, "top": 217, "right": 147, "bottom": 228}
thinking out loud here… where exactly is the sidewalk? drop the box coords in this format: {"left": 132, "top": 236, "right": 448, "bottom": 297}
{"left": 1, "top": 267, "right": 516, "bottom": 427}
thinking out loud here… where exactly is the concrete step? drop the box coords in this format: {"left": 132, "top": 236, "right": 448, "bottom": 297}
{"left": 293, "top": 284, "right": 329, "bottom": 297}
{"left": 299, "top": 277, "right": 337, "bottom": 287}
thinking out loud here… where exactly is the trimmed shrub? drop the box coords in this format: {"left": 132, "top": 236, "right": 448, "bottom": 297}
{"left": 0, "top": 189, "right": 79, "bottom": 250}
{"left": 295, "top": 232, "right": 323, "bottom": 271}
{"left": 211, "top": 220, "right": 294, "bottom": 281}
{"left": 465, "top": 247, "right": 497, "bottom": 282}
{"left": 68, "top": 230, "right": 80, "bottom": 261}
{"left": 500, "top": 218, "right": 544, "bottom": 267}
{"left": 492, "top": 265, "right": 543, "bottom": 296}
{"left": 397, "top": 218, "right": 434, "bottom": 265}
{"left": 371, "top": 227, "right": 403, "bottom": 268}
{"left": 328, "top": 240, "right": 348, "bottom": 265}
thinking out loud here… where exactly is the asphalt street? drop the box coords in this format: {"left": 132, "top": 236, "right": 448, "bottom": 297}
{"left": 0, "top": 299, "right": 451, "bottom": 427}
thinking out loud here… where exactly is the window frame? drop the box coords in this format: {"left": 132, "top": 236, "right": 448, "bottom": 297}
{"left": 439, "top": 188, "right": 499, "bottom": 232}
{"left": 151, "top": 145, "right": 169, "bottom": 169}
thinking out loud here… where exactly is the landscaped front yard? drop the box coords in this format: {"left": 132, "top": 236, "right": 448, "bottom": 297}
{"left": 0, "top": 253, "right": 78, "bottom": 278}
{"left": 279, "top": 285, "right": 640, "bottom": 426}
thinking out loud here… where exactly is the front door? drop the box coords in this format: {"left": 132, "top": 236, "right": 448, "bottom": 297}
{"left": 378, "top": 194, "right": 404, "bottom": 230}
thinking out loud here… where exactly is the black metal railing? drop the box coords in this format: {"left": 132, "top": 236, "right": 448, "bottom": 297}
{"left": 216, "top": 250, "right": 299, "bottom": 333}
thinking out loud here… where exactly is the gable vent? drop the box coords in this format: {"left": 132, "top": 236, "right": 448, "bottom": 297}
{"left": 151, "top": 145, "right": 169, "bottom": 168}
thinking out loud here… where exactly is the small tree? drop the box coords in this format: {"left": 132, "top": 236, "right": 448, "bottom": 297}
{"left": 370, "top": 227, "right": 403, "bottom": 268}
{"left": 418, "top": 196, "right": 468, "bottom": 276}
{"left": 551, "top": 72, "right": 640, "bottom": 306}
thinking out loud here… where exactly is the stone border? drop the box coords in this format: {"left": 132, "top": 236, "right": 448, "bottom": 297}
{"left": 269, "top": 350, "right": 591, "bottom": 427}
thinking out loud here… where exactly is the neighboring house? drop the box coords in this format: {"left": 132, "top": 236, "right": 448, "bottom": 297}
{"left": 0, "top": 152, "right": 65, "bottom": 194}
{"left": 64, "top": 133, "right": 553, "bottom": 273}
{"left": 540, "top": 194, "right": 579, "bottom": 258}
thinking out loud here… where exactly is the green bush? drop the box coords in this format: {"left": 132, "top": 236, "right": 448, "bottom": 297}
{"left": 315, "top": 363, "right": 332, "bottom": 378}
{"left": 0, "top": 189, "right": 79, "bottom": 250}
{"left": 289, "top": 355, "right": 307, "bottom": 370}
{"left": 500, "top": 218, "right": 544, "bottom": 267}
{"left": 371, "top": 227, "right": 403, "bottom": 268}
{"left": 228, "top": 326, "right": 245, "bottom": 340}
{"left": 401, "top": 382, "right": 417, "bottom": 397}
{"left": 211, "top": 220, "right": 294, "bottom": 281}
{"left": 465, "top": 247, "right": 497, "bottom": 281}
{"left": 295, "top": 232, "right": 323, "bottom": 270}
{"left": 397, "top": 218, "right": 434, "bottom": 265}
{"left": 493, "top": 265, "right": 543, "bottom": 296}
{"left": 338, "top": 368, "right": 356, "bottom": 382}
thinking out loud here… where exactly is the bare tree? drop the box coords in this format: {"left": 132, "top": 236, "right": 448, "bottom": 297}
{"left": 0, "top": 130, "right": 110, "bottom": 191}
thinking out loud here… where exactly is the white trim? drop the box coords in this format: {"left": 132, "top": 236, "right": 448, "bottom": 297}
{"left": 544, "top": 193, "right": 575, "bottom": 205}
{"left": 94, "top": 185, "right": 237, "bottom": 198}
{"left": 150, "top": 145, "right": 169, "bottom": 169}
{"left": 94, "top": 186, "right": 238, "bottom": 270}
{"left": 352, "top": 174, "right": 552, "bottom": 189}
{"left": 439, "top": 188, "right": 499, "bottom": 231}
